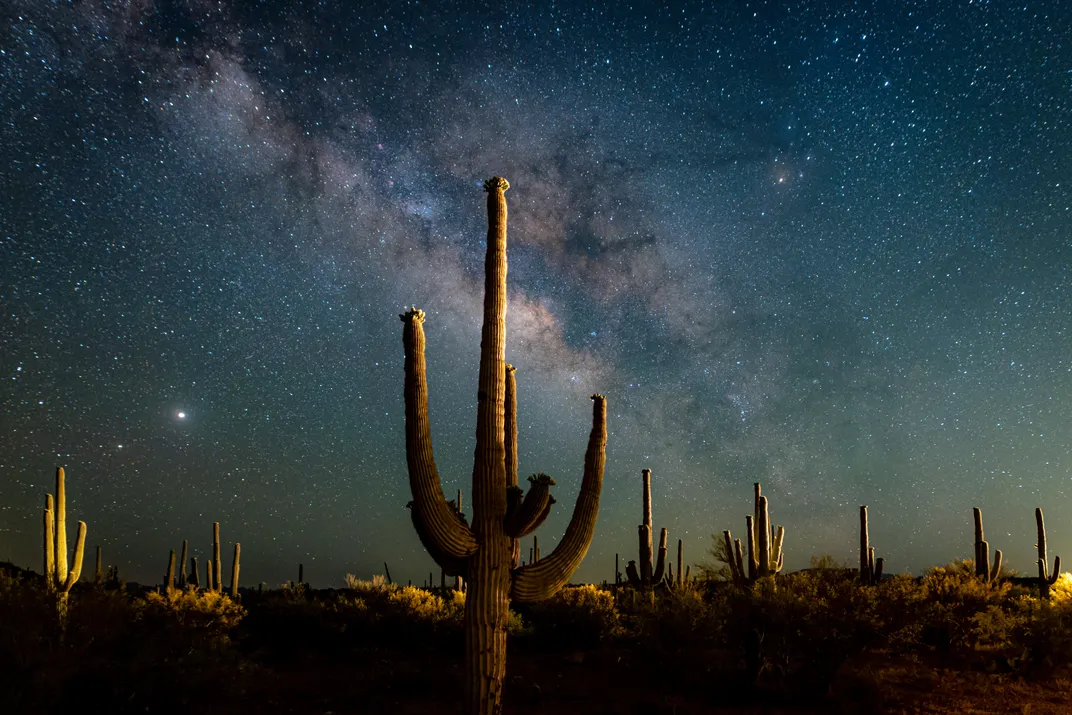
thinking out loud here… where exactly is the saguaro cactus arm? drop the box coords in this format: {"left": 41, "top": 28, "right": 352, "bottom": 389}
{"left": 44, "top": 495, "right": 55, "bottom": 592}
{"left": 505, "top": 364, "right": 521, "bottom": 567}
{"left": 723, "top": 530, "right": 741, "bottom": 585}
{"left": 60, "top": 521, "right": 87, "bottom": 594}
{"left": 511, "top": 394, "right": 607, "bottom": 602}
{"left": 652, "top": 527, "right": 669, "bottom": 583}
{"left": 504, "top": 474, "right": 555, "bottom": 537}
{"left": 402, "top": 308, "right": 480, "bottom": 563}
{"left": 407, "top": 501, "right": 469, "bottom": 576}
{"left": 772, "top": 525, "right": 785, "bottom": 573}
{"left": 517, "top": 495, "right": 555, "bottom": 538}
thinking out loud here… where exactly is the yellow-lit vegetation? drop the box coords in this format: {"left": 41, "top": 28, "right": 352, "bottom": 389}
{"left": 3, "top": 559, "right": 1072, "bottom": 712}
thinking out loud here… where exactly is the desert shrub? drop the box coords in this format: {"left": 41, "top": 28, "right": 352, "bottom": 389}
{"left": 912, "top": 560, "right": 1025, "bottom": 652}
{"left": 1051, "top": 572, "right": 1072, "bottom": 604}
{"left": 1009, "top": 583, "right": 1072, "bottom": 677}
{"left": 136, "top": 586, "right": 245, "bottom": 642}
{"left": 514, "top": 584, "right": 619, "bottom": 649}
{"left": 718, "top": 566, "right": 886, "bottom": 698}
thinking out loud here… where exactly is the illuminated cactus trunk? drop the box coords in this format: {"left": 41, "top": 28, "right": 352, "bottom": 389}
{"left": 973, "top": 508, "right": 1002, "bottom": 584}
{"left": 401, "top": 178, "right": 607, "bottom": 715}
{"left": 1036, "top": 508, "right": 1061, "bottom": 598}
{"left": 42, "top": 467, "right": 88, "bottom": 603}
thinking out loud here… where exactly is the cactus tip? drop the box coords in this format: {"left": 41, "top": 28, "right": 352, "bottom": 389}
{"left": 400, "top": 306, "right": 426, "bottom": 323}
{"left": 484, "top": 176, "right": 510, "bottom": 192}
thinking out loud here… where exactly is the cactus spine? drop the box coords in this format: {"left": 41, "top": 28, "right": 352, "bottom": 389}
{"left": 626, "top": 469, "right": 669, "bottom": 588}
{"left": 973, "top": 508, "right": 1002, "bottom": 584}
{"left": 42, "top": 468, "right": 87, "bottom": 600}
{"left": 859, "top": 506, "right": 884, "bottom": 585}
{"left": 1036, "top": 508, "right": 1061, "bottom": 598}
{"left": 401, "top": 177, "right": 607, "bottom": 715}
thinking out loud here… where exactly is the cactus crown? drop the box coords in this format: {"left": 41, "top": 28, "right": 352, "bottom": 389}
{"left": 527, "top": 473, "right": 556, "bottom": 487}
{"left": 400, "top": 307, "right": 426, "bottom": 323}
{"left": 484, "top": 176, "right": 510, "bottom": 192}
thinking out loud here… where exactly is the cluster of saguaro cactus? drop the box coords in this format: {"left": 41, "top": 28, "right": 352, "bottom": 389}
{"left": 625, "top": 469, "right": 669, "bottom": 589}
{"left": 859, "top": 505, "right": 884, "bottom": 585}
{"left": 1036, "top": 508, "right": 1061, "bottom": 599}
{"left": 42, "top": 467, "right": 88, "bottom": 600}
{"left": 723, "top": 483, "right": 784, "bottom": 586}
{"left": 973, "top": 508, "right": 1002, "bottom": 584}
{"left": 401, "top": 177, "right": 607, "bottom": 715}
{"left": 663, "top": 538, "right": 692, "bottom": 590}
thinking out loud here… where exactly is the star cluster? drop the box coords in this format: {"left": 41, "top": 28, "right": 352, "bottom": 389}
{"left": 1, "top": 1, "right": 1069, "bottom": 586}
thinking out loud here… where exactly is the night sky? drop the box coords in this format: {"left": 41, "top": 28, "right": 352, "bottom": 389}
{"left": 2, "top": 1, "right": 1070, "bottom": 589}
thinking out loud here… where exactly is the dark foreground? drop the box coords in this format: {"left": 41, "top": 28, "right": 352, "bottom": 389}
{"left": 3, "top": 564, "right": 1072, "bottom": 714}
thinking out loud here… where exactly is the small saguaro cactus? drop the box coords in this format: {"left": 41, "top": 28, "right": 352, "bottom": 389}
{"left": 859, "top": 506, "right": 884, "bottom": 585}
{"left": 165, "top": 550, "right": 176, "bottom": 590}
{"left": 625, "top": 469, "right": 669, "bottom": 589}
{"left": 1036, "top": 507, "right": 1061, "bottom": 599}
{"left": 662, "top": 539, "right": 692, "bottom": 590}
{"left": 973, "top": 507, "right": 1002, "bottom": 584}
{"left": 212, "top": 522, "right": 223, "bottom": 594}
{"left": 190, "top": 557, "right": 200, "bottom": 589}
{"left": 95, "top": 546, "right": 103, "bottom": 586}
{"left": 230, "top": 543, "right": 241, "bottom": 596}
{"left": 179, "top": 539, "right": 189, "bottom": 589}
{"left": 724, "top": 483, "right": 784, "bottom": 586}
{"left": 401, "top": 177, "right": 607, "bottom": 715}
{"left": 42, "top": 467, "right": 88, "bottom": 600}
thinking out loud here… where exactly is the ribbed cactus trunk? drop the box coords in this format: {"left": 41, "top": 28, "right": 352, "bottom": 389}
{"left": 56, "top": 467, "right": 68, "bottom": 586}
{"left": 401, "top": 178, "right": 607, "bottom": 715}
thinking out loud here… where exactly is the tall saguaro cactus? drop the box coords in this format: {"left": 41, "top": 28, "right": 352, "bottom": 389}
{"left": 973, "top": 507, "right": 1002, "bottom": 584}
{"left": 401, "top": 177, "right": 607, "bottom": 715}
{"left": 42, "top": 467, "right": 88, "bottom": 600}
{"left": 859, "top": 506, "right": 884, "bottom": 585}
{"left": 625, "top": 469, "right": 669, "bottom": 588}
{"left": 1036, "top": 508, "right": 1061, "bottom": 599}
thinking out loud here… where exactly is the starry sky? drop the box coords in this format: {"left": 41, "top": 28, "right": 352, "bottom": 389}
{"left": 1, "top": 1, "right": 1070, "bottom": 588}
